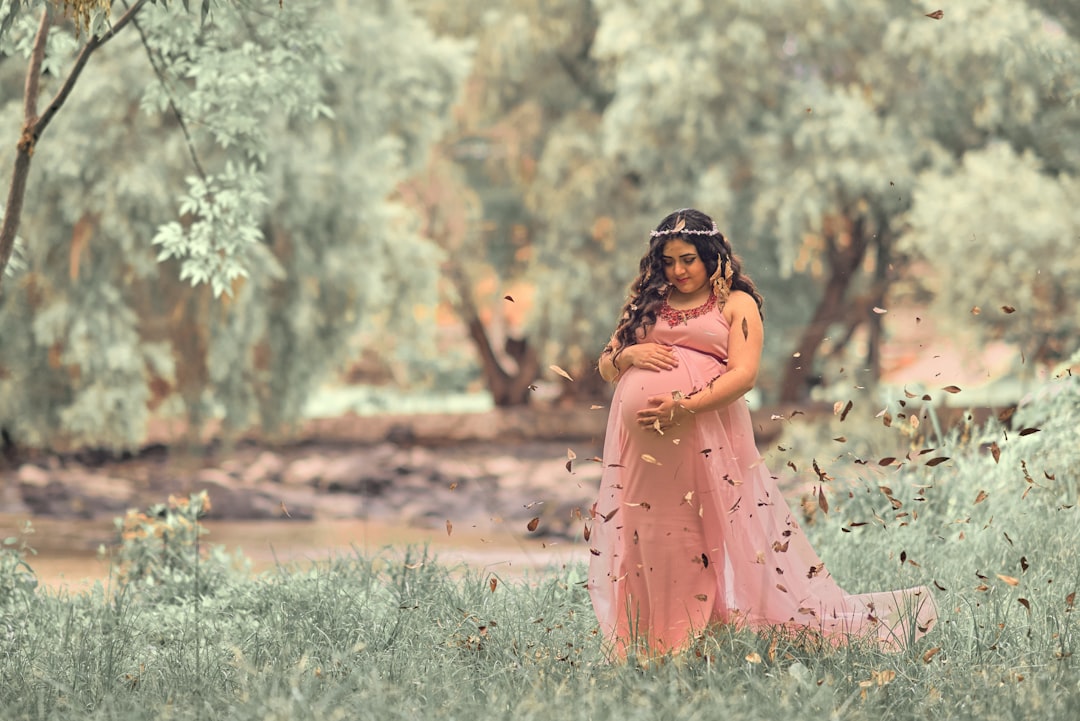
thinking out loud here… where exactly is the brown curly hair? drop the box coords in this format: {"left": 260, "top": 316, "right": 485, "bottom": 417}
{"left": 604, "top": 208, "right": 763, "bottom": 357}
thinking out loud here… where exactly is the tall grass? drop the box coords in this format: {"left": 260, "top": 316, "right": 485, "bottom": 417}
{"left": 2, "top": 374, "right": 1078, "bottom": 720}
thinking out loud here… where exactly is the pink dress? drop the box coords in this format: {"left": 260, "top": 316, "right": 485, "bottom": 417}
{"left": 588, "top": 295, "right": 937, "bottom": 658}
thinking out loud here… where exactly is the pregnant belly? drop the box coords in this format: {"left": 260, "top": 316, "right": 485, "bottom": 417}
{"left": 616, "top": 347, "right": 725, "bottom": 428}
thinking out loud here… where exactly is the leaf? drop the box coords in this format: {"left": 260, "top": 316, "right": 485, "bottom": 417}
{"left": 742, "top": 317, "right": 749, "bottom": 340}
{"left": 1018, "top": 598, "right": 1031, "bottom": 613}
{"left": 840, "top": 400, "right": 853, "bottom": 422}
{"left": 933, "top": 580, "right": 947, "bottom": 591}
{"left": 925, "top": 9, "right": 944, "bottom": 20}
{"left": 673, "top": 218, "right": 686, "bottom": 232}
{"left": 745, "top": 652, "right": 762, "bottom": 664}
{"left": 1067, "top": 592, "right": 1076, "bottom": 608}
{"left": 926, "top": 457, "right": 950, "bottom": 467}
{"left": 883, "top": 412, "right": 893, "bottom": 428}
{"left": 1001, "top": 305, "right": 1016, "bottom": 314}
{"left": 817, "top": 486, "right": 829, "bottom": 514}
{"left": 1018, "top": 427, "right": 1041, "bottom": 436}
{"left": 641, "top": 454, "right": 660, "bottom": 465}
{"left": 879, "top": 457, "right": 896, "bottom": 466}
{"left": 445, "top": 520, "right": 453, "bottom": 536}
{"left": 527, "top": 517, "right": 539, "bottom": 532}
{"left": 997, "top": 574, "right": 1020, "bottom": 587}
{"left": 872, "top": 306, "right": 887, "bottom": 314}
{"left": 567, "top": 449, "right": 577, "bottom": 460}
{"left": 833, "top": 436, "right": 847, "bottom": 443}
{"left": 489, "top": 577, "right": 498, "bottom": 592}
{"left": 504, "top": 295, "right": 515, "bottom": 302}
{"left": 942, "top": 385, "right": 962, "bottom": 394}
{"left": 701, "top": 553, "right": 710, "bottom": 568}
{"left": 974, "top": 490, "right": 989, "bottom": 504}
{"left": 583, "top": 524, "right": 591, "bottom": 541}
{"left": 694, "top": 594, "right": 708, "bottom": 602}
{"left": 549, "top": 365, "right": 574, "bottom": 382}
{"left": 990, "top": 442, "right": 1001, "bottom": 464}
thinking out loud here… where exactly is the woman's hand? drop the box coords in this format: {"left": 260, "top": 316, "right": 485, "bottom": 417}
{"left": 636, "top": 392, "right": 695, "bottom": 432}
{"left": 620, "top": 343, "right": 678, "bottom": 372}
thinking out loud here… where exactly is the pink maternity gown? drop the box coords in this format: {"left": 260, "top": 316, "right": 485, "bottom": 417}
{"left": 588, "top": 293, "right": 937, "bottom": 658}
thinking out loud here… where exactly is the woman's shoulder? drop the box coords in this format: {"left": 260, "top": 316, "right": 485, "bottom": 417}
{"left": 721, "top": 290, "right": 760, "bottom": 322}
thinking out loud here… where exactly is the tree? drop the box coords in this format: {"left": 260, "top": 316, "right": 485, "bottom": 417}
{"left": 0, "top": 0, "right": 470, "bottom": 449}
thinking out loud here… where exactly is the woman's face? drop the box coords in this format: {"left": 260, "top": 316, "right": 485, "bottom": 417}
{"left": 662, "top": 238, "right": 709, "bottom": 297}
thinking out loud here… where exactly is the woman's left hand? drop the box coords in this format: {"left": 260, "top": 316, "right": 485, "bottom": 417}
{"left": 636, "top": 393, "right": 694, "bottom": 432}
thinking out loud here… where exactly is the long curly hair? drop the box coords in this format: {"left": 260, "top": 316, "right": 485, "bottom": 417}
{"left": 606, "top": 208, "right": 764, "bottom": 355}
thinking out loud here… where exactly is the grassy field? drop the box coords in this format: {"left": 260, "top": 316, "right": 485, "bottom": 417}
{"left": 2, "top": 378, "right": 1078, "bottom": 720}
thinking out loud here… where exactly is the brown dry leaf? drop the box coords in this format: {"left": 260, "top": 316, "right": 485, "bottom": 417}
{"left": 1019, "top": 427, "right": 1041, "bottom": 436}
{"left": 818, "top": 486, "right": 829, "bottom": 514}
{"left": 991, "top": 442, "right": 1001, "bottom": 463}
{"left": 925, "top": 9, "right": 944, "bottom": 19}
{"left": 841, "top": 400, "right": 853, "bottom": 421}
{"left": 695, "top": 594, "right": 709, "bottom": 602}
{"left": 1018, "top": 598, "right": 1032, "bottom": 613}
{"left": 489, "top": 577, "right": 498, "bottom": 592}
{"left": 971, "top": 305, "right": 981, "bottom": 315}
{"left": 998, "top": 407, "right": 1016, "bottom": 423}
{"left": 742, "top": 317, "right": 749, "bottom": 340}
{"left": 449, "top": 482, "right": 459, "bottom": 491}
{"left": 872, "top": 306, "right": 887, "bottom": 314}
{"left": 565, "top": 460, "right": 573, "bottom": 473}
{"left": 833, "top": 436, "right": 847, "bottom": 443}
{"left": 942, "top": 385, "right": 962, "bottom": 394}
{"left": 590, "top": 404, "right": 604, "bottom": 410}
{"left": 926, "top": 456, "right": 950, "bottom": 467}
{"left": 641, "top": 454, "right": 660, "bottom": 465}
{"left": 745, "top": 652, "right": 762, "bottom": 664}
{"left": 910, "top": 415, "right": 920, "bottom": 430}
{"left": 883, "top": 412, "right": 893, "bottom": 428}
{"left": 776, "top": 584, "right": 788, "bottom": 593}
{"left": 1001, "top": 305, "right": 1016, "bottom": 314}
{"left": 879, "top": 457, "right": 897, "bottom": 466}
{"left": 874, "top": 670, "right": 897, "bottom": 686}
{"left": 445, "top": 520, "right": 453, "bottom": 536}
{"left": 701, "top": 553, "right": 710, "bottom": 568}
{"left": 773, "top": 540, "right": 789, "bottom": 553}
{"left": 903, "top": 387, "right": 918, "bottom": 399}
{"left": 567, "top": 448, "right": 577, "bottom": 460}
{"left": 583, "top": 524, "right": 591, "bottom": 541}
{"left": 933, "top": 580, "right": 947, "bottom": 591}
{"left": 1066, "top": 591, "right": 1076, "bottom": 608}
{"left": 549, "top": 365, "right": 574, "bottom": 382}
{"left": 998, "top": 574, "right": 1020, "bottom": 587}
{"left": 673, "top": 217, "right": 686, "bottom": 232}
{"left": 975, "top": 490, "right": 989, "bottom": 504}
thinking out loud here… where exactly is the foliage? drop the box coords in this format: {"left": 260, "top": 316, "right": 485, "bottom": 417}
{"left": 0, "top": 0, "right": 470, "bottom": 448}
{"left": 112, "top": 490, "right": 245, "bottom": 602}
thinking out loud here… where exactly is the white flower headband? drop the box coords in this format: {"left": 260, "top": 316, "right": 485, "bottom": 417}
{"left": 649, "top": 218, "right": 721, "bottom": 237}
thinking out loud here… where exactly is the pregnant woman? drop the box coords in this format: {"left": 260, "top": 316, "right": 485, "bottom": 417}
{"left": 590, "top": 208, "right": 936, "bottom": 659}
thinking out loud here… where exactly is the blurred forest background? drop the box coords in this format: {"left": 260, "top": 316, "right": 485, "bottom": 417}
{"left": 0, "top": 0, "right": 1078, "bottom": 455}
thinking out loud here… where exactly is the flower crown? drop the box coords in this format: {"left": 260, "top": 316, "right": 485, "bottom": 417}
{"left": 649, "top": 218, "right": 721, "bottom": 237}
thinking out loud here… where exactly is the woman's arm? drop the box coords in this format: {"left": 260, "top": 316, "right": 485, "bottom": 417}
{"left": 599, "top": 339, "right": 680, "bottom": 383}
{"left": 634, "top": 291, "right": 762, "bottom": 429}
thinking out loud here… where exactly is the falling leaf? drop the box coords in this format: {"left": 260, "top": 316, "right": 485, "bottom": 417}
{"left": 998, "top": 407, "right": 1016, "bottom": 423}
{"left": 872, "top": 306, "right": 887, "bottom": 314}
{"left": 922, "top": 646, "right": 941, "bottom": 663}
{"left": 990, "top": 442, "right": 1001, "bottom": 463}
{"left": 883, "top": 412, "right": 893, "bottom": 428}
{"left": 583, "top": 524, "right": 591, "bottom": 541}
{"left": 971, "top": 306, "right": 981, "bottom": 315}
{"left": 776, "top": 584, "right": 788, "bottom": 593}
{"left": 903, "top": 387, "right": 918, "bottom": 399}
{"left": 745, "top": 652, "right": 762, "bottom": 664}
{"left": 1018, "top": 598, "right": 1031, "bottom": 613}
{"left": 641, "top": 454, "right": 660, "bottom": 465}
{"left": 527, "top": 517, "right": 540, "bottom": 532}
{"left": 926, "top": 457, "right": 950, "bottom": 467}
{"left": 925, "top": 9, "right": 944, "bottom": 19}
{"left": 1018, "top": 427, "right": 1041, "bottom": 436}
{"left": 910, "top": 415, "right": 920, "bottom": 430}
{"left": 997, "top": 574, "right": 1020, "bottom": 587}
{"left": 565, "top": 461, "right": 573, "bottom": 473}
{"left": 489, "top": 577, "right": 498, "bottom": 592}
{"left": 879, "top": 457, "right": 896, "bottom": 466}
{"left": 695, "top": 594, "right": 709, "bottom": 602}
{"left": 504, "top": 295, "right": 515, "bottom": 302}
{"left": 673, "top": 217, "right": 686, "bottom": 232}
{"left": 1020, "top": 557, "right": 1029, "bottom": 573}
{"left": 833, "top": 436, "right": 847, "bottom": 443}
{"left": 1001, "top": 305, "right": 1016, "bottom": 314}
{"left": 701, "top": 553, "right": 710, "bottom": 568}
{"left": 942, "top": 385, "right": 962, "bottom": 394}
{"left": 975, "top": 490, "right": 989, "bottom": 504}
{"left": 590, "top": 548, "right": 601, "bottom": 556}
{"left": 840, "top": 400, "right": 853, "bottom": 421}
{"left": 773, "top": 540, "right": 789, "bottom": 553}
{"left": 279, "top": 501, "right": 291, "bottom": 518}
{"left": 933, "top": 580, "right": 947, "bottom": 591}
{"left": 446, "top": 520, "right": 453, "bottom": 536}
{"left": 818, "top": 486, "right": 829, "bottom": 514}
{"left": 590, "top": 404, "right": 604, "bottom": 410}
{"left": 742, "top": 317, "right": 749, "bottom": 340}
{"left": 1067, "top": 591, "right": 1076, "bottom": 608}
{"left": 449, "top": 482, "right": 459, "bottom": 491}
{"left": 549, "top": 365, "right": 574, "bottom": 381}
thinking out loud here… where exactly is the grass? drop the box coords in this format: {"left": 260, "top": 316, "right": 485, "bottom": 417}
{"left": 2, "top": 376, "right": 1079, "bottom": 720}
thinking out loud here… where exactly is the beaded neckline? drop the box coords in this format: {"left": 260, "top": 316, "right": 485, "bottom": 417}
{"left": 659, "top": 291, "right": 716, "bottom": 327}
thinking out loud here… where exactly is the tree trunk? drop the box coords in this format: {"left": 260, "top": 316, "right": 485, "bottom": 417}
{"left": 778, "top": 215, "right": 871, "bottom": 403}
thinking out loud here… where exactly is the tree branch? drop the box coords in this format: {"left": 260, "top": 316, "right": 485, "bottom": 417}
{"left": 32, "top": 0, "right": 151, "bottom": 140}
{"left": 129, "top": 11, "right": 207, "bottom": 180}
{"left": 0, "top": 8, "right": 51, "bottom": 283}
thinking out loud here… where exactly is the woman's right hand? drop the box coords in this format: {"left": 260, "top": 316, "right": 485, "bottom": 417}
{"left": 621, "top": 343, "right": 678, "bottom": 372}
